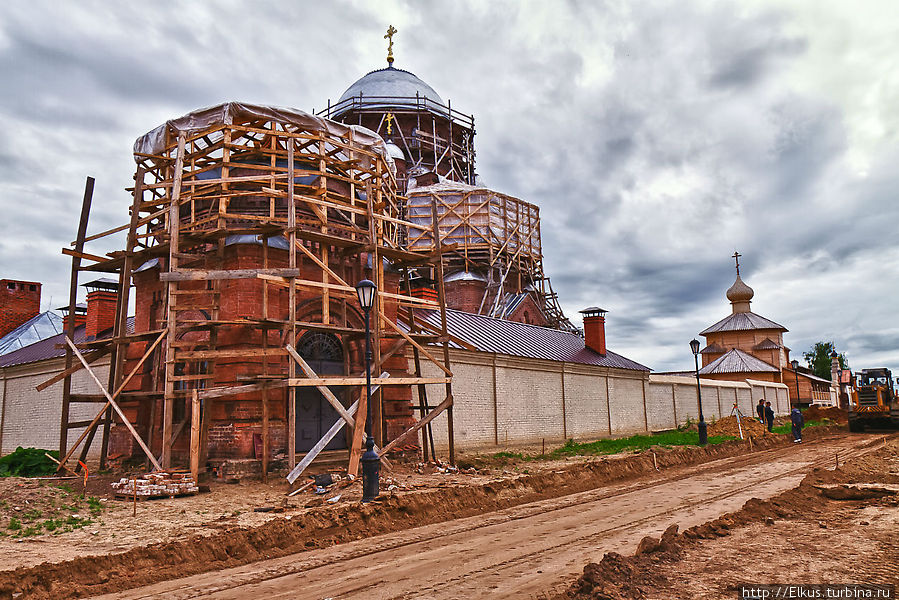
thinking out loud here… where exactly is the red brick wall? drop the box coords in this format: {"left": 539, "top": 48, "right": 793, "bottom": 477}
{"left": 115, "top": 243, "right": 416, "bottom": 463}
{"left": 506, "top": 293, "right": 549, "bottom": 327}
{"left": 445, "top": 279, "right": 486, "bottom": 313}
{"left": 0, "top": 279, "right": 41, "bottom": 337}
{"left": 85, "top": 290, "right": 117, "bottom": 340}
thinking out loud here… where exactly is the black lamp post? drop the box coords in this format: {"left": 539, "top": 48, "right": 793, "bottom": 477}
{"left": 790, "top": 359, "right": 801, "bottom": 408}
{"left": 356, "top": 279, "right": 379, "bottom": 503}
{"left": 690, "top": 339, "right": 708, "bottom": 445}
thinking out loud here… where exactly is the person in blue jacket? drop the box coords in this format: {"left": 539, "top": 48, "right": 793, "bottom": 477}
{"left": 790, "top": 407, "right": 805, "bottom": 443}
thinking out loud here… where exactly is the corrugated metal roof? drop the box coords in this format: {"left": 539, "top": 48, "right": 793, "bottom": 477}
{"left": 0, "top": 317, "right": 134, "bottom": 368}
{"left": 0, "top": 311, "right": 63, "bottom": 356}
{"left": 698, "top": 348, "right": 780, "bottom": 375}
{"left": 700, "top": 311, "right": 787, "bottom": 335}
{"left": 415, "top": 309, "right": 649, "bottom": 371}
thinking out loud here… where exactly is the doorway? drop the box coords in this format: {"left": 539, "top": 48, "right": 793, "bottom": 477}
{"left": 294, "top": 332, "right": 347, "bottom": 452}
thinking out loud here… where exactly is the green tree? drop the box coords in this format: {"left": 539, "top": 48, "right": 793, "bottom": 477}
{"left": 802, "top": 341, "right": 848, "bottom": 380}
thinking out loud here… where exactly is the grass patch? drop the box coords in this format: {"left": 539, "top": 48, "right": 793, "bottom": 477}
{"left": 7, "top": 517, "right": 21, "bottom": 531}
{"left": 491, "top": 430, "right": 737, "bottom": 462}
{"left": 22, "top": 508, "right": 42, "bottom": 522}
{"left": 771, "top": 419, "right": 834, "bottom": 435}
{"left": 552, "top": 431, "right": 736, "bottom": 457}
{"left": 87, "top": 496, "right": 103, "bottom": 515}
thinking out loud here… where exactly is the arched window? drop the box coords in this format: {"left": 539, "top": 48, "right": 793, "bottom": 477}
{"left": 296, "top": 331, "right": 343, "bottom": 362}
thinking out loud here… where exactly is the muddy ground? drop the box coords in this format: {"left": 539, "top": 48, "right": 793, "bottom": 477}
{"left": 0, "top": 423, "right": 880, "bottom": 599}
{"left": 561, "top": 435, "right": 899, "bottom": 599}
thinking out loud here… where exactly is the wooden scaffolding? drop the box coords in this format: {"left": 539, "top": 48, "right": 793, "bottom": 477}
{"left": 50, "top": 102, "right": 456, "bottom": 476}
{"left": 320, "top": 92, "right": 476, "bottom": 192}
{"left": 405, "top": 184, "right": 577, "bottom": 332}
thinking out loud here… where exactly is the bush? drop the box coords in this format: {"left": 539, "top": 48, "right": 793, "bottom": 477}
{"left": 0, "top": 447, "right": 60, "bottom": 477}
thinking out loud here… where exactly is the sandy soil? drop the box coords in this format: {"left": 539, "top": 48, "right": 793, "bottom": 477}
{"left": 78, "top": 433, "right": 881, "bottom": 599}
{"left": 562, "top": 435, "right": 899, "bottom": 599}
{"left": 0, "top": 426, "right": 881, "bottom": 599}
{"left": 0, "top": 461, "right": 495, "bottom": 571}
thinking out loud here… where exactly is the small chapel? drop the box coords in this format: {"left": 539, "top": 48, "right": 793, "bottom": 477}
{"left": 696, "top": 253, "right": 832, "bottom": 405}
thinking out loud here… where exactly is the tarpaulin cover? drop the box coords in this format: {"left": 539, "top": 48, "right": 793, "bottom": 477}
{"left": 406, "top": 182, "right": 541, "bottom": 254}
{"left": 133, "top": 102, "right": 394, "bottom": 175}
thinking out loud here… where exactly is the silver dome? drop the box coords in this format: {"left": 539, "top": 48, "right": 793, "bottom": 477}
{"left": 336, "top": 67, "right": 445, "bottom": 109}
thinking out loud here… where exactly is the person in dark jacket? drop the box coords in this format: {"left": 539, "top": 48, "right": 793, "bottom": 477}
{"left": 765, "top": 401, "right": 775, "bottom": 432}
{"left": 790, "top": 407, "right": 804, "bottom": 442}
{"left": 756, "top": 399, "right": 766, "bottom": 423}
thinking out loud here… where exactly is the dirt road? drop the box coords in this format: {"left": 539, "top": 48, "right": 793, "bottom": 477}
{"left": 93, "top": 434, "right": 880, "bottom": 600}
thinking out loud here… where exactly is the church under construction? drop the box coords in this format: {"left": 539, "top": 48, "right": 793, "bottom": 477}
{"left": 12, "top": 29, "right": 648, "bottom": 478}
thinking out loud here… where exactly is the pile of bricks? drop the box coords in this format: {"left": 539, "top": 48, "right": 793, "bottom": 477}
{"left": 111, "top": 471, "right": 199, "bottom": 499}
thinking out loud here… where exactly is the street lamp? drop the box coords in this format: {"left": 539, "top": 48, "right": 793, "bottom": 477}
{"left": 790, "top": 358, "right": 801, "bottom": 408}
{"left": 355, "top": 279, "right": 379, "bottom": 503}
{"left": 690, "top": 339, "right": 708, "bottom": 445}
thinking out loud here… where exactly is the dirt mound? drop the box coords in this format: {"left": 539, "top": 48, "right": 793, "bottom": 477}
{"left": 561, "top": 438, "right": 899, "bottom": 600}
{"left": 708, "top": 415, "right": 769, "bottom": 438}
{"left": 805, "top": 405, "right": 848, "bottom": 424}
{"left": 0, "top": 427, "right": 843, "bottom": 599}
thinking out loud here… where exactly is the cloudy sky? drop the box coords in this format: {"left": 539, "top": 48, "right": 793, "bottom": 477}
{"left": 1, "top": 0, "right": 897, "bottom": 373}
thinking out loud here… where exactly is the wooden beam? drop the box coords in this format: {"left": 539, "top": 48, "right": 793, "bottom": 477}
{"left": 284, "top": 345, "right": 393, "bottom": 470}
{"left": 378, "top": 394, "right": 453, "bottom": 457}
{"left": 286, "top": 377, "right": 451, "bottom": 386}
{"left": 159, "top": 268, "right": 301, "bottom": 282}
{"left": 61, "top": 247, "right": 111, "bottom": 264}
{"left": 285, "top": 345, "right": 355, "bottom": 426}
{"left": 379, "top": 311, "right": 452, "bottom": 376}
{"left": 64, "top": 337, "right": 162, "bottom": 471}
{"left": 257, "top": 274, "right": 440, "bottom": 308}
{"left": 56, "top": 330, "right": 166, "bottom": 472}
{"left": 190, "top": 389, "right": 200, "bottom": 482}
{"left": 285, "top": 374, "right": 389, "bottom": 484}
{"left": 162, "top": 134, "right": 186, "bottom": 469}
{"left": 60, "top": 176, "right": 94, "bottom": 458}
{"left": 197, "top": 380, "right": 287, "bottom": 400}
{"left": 37, "top": 347, "right": 110, "bottom": 392}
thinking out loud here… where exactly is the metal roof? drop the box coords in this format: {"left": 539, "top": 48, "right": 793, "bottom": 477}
{"left": 0, "top": 317, "right": 134, "bottom": 368}
{"left": 698, "top": 348, "right": 780, "bottom": 375}
{"left": 700, "top": 311, "right": 787, "bottom": 335}
{"left": 415, "top": 308, "right": 649, "bottom": 371}
{"left": 336, "top": 67, "right": 445, "bottom": 109}
{"left": 0, "top": 311, "right": 63, "bottom": 356}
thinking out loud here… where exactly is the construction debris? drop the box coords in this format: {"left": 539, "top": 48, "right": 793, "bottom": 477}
{"left": 111, "top": 472, "right": 199, "bottom": 500}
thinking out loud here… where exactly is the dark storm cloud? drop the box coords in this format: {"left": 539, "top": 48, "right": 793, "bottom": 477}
{"left": 0, "top": 0, "right": 896, "bottom": 373}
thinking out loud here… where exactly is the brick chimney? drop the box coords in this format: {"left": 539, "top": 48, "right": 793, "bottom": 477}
{"left": 58, "top": 303, "right": 87, "bottom": 331}
{"left": 0, "top": 279, "right": 41, "bottom": 337}
{"left": 83, "top": 278, "right": 119, "bottom": 340}
{"left": 409, "top": 286, "right": 438, "bottom": 303}
{"left": 580, "top": 307, "right": 608, "bottom": 356}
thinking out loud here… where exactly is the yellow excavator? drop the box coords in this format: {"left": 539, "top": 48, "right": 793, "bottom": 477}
{"left": 848, "top": 368, "right": 899, "bottom": 431}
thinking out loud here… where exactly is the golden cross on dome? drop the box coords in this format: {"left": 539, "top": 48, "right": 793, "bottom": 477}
{"left": 385, "top": 25, "right": 398, "bottom": 66}
{"left": 732, "top": 251, "right": 742, "bottom": 276}
{"left": 385, "top": 113, "right": 395, "bottom": 134}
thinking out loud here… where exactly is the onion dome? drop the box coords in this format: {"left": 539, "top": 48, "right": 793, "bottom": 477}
{"left": 384, "top": 140, "right": 405, "bottom": 161}
{"left": 726, "top": 274, "right": 754, "bottom": 313}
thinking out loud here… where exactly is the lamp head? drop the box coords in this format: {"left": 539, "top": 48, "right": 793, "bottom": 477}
{"left": 791, "top": 359, "right": 799, "bottom": 370}
{"left": 690, "top": 339, "right": 701, "bottom": 356}
{"left": 355, "top": 279, "right": 376, "bottom": 310}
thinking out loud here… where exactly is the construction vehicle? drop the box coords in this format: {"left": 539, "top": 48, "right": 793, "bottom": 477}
{"left": 848, "top": 368, "right": 899, "bottom": 431}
